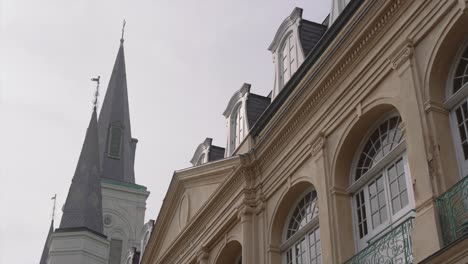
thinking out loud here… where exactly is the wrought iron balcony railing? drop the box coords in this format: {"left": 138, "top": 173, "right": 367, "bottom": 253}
{"left": 344, "top": 218, "right": 414, "bottom": 264}
{"left": 436, "top": 174, "right": 468, "bottom": 246}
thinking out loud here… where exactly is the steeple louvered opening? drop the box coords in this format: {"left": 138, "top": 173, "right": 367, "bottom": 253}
{"left": 108, "top": 123, "right": 123, "bottom": 159}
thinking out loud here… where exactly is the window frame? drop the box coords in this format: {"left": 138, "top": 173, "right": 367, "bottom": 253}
{"left": 281, "top": 188, "right": 322, "bottom": 264}
{"left": 279, "top": 32, "right": 297, "bottom": 88}
{"left": 229, "top": 103, "right": 244, "bottom": 155}
{"left": 446, "top": 40, "right": 468, "bottom": 177}
{"left": 348, "top": 113, "right": 415, "bottom": 252}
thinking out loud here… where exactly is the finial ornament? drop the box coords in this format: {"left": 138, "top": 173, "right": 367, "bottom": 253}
{"left": 121, "top": 19, "right": 126, "bottom": 43}
{"left": 51, "top": 194, "right": 57, "bottom": 223}
{"left": 91, "top": 76, "right": 101, "bottom": 111}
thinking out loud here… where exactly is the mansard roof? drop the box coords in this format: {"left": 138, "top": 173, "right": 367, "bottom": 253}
{"left": 58, "top": 109, "right": 104, "bottom": 235}
{"left": 98, "top": 40, "right": 137, "bottom": 184}
{"left": 251, "top": 0, "right": 364, "bottom": 137}
{"left": 246, "top": 93, "right": 271, "bottom": 129}
{"left": 299, "top": 20, "right": 327, "bottom": 56}
{"left": 221, "top": 82, "right": 271, "bottom": 129}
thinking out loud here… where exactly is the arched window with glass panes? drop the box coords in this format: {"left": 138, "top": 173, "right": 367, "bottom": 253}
{"left": 349, "top": 114, "right": 415, "bottom": 251}
{"left": 282, "top": 189, "right": 322, "bottom": 264}
{"left": 446, "top": 42, "right": 468, "bottom": 177}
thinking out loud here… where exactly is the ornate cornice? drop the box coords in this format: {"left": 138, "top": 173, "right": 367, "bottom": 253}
{"left": 257, "top": 0, "right": 408, "bottom": 169}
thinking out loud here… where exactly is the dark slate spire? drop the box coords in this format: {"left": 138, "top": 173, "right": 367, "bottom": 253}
{"left": 39, "top": 220, "right": 54, "bottom": 264}
{"left": 98, "top": 39, "right": 137, "bottom": 184}
{"left": 59, "top": 109, "right": 104, "bottom": 234}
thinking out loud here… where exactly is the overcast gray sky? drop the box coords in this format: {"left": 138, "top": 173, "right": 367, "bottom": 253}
{"left": 1, "top": 0, "right": 330, "bottom": 263}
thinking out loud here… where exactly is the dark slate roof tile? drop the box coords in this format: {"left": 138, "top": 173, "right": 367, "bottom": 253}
{"left": 208, "top": 146, "right": 225, "bottom": 162}
{"left": 299, "top": 20, "right": 327, "bottom": 56}
{"left": 246, "top": 93, "right": 271, "bottom": 129}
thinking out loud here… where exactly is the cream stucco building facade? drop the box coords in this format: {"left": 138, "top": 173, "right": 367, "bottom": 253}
{"left": 142, "top": 0, "right": 468, "bottom": 263}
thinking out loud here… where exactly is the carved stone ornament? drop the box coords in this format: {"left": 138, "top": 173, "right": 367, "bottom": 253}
{"left": 312, "top": 135, "right": 326, "bottom": 156}
{"left": 391, "top": 42, "right": 413, "bottom": 70}
{"left": 103, "top": 214, "right": 112, "bottom": 227}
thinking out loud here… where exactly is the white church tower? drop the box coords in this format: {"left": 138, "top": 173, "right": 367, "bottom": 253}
{"left": 41, "top": 31, "right": 150, "bottom": 264}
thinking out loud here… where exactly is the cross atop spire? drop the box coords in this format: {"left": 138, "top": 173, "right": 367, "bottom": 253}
{"left": 120, "top": 19, "right": 126, "bottom": 44}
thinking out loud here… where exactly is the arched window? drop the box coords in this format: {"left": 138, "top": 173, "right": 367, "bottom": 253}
{"left": 280, "top": 33, "right": 297, "bottom": 87}
{"left": 349, "top": 114, "right": 414, "bottom": 251}
{"left": 282, "top": 190, "right": 321, "bottom": 264}
{"left": 447, "top": 43, "right": 468, "bottom": 176}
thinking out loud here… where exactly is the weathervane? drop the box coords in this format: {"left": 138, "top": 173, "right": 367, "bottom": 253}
{"left": 91, "top": 76, "right": 100, "bottom": 110}
{"left": 51, "top": 194, "right": 57, "bottom": 223}
{"left": 121, "top": 19, "right": 126, "bottom": 43}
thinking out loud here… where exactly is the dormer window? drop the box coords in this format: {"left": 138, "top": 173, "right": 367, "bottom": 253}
{"left": 190, "top": 138, "right": 225, "bottom": 166}
{"left": 281, "top": 33, "right": 297, "bottom": 86}
{"left": 108, "top": 123, "right": 123, "bottom": 159}
{"left": 268, "top": 8, "right": 326, "bottom": 99}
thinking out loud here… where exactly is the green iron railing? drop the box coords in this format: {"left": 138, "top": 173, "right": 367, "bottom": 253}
{"left": 344, "top": 218, "right": 414, "bottom": 264}
{"left": 436, "top": 174, "right": 468, "bottom": 246}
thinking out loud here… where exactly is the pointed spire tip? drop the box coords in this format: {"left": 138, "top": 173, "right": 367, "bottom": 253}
{"left": 120, "top": 19, "right": 126, "bottom": 44}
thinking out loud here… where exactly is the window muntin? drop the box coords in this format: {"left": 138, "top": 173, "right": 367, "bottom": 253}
{"left": 282, "top": 190, "right": 321, "bottom": 264}
{"left": 286, "top": 191, "right": 319, "bottom": 239}
{"left": 453, "top": 46, "right": 468, "bottom": 94}
{"left": 355, "top": 116, "right": 403, "bottom": 181}
{"left": 280, "top": 34, "right": 297, "bottom": 87}
{"left": 351, "top": 115, "right": 413, "bottom": 251}
{"left": 448, "top": 44, "right": 468, "bottom": 176}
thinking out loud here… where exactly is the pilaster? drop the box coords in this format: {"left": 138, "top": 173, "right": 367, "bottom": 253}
{"left": 390, "top": 41, "right": 441, "bottom": 262}
{"left": 238, "top": 204, "right": 255, "bottom": 264}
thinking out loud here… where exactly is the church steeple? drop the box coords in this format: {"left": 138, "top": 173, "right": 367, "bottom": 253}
{"left": 98, "top": 35, "right": 137, "bottom": 183}
{"left": 58, "top": 109, "right": 104, "bottom": 235}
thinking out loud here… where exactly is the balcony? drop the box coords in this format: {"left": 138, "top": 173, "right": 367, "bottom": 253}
{"left": 344, "top": 218, "right": 414, "bottom": 264}
{"left": 436, "top": 175, "right": 468, "bottom": 246}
